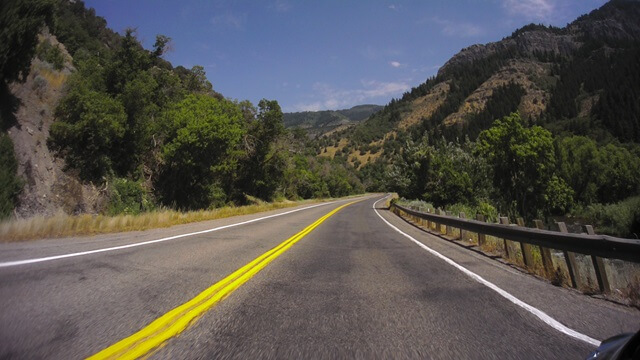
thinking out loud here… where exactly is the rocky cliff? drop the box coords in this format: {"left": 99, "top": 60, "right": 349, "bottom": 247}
{"left": 7, "top": 31, "right": 106, "bottom": 218}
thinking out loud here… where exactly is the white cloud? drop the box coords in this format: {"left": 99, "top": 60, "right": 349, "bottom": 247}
{"left": 388, "top": 4, "right": 397, "bottom": 11}
{"left": 211, "top": 12, "right": 247, "bottom": 29}
{"left": 290, "top": 80, "right": 410, "bottom": 112}
{"left": 294, "top": 102, "right": 323, "bottom": 112}
{"left": 274, "top": 0, "right": 291, "bottom": 12}
{"left": 431, "top": 17, "right": 483, "bottom": 38}
{"left": 502, "top": 0, "right": 554, "bottom": 20}
{"left": 390, "top": 61, "right": 404, "bottom": 68}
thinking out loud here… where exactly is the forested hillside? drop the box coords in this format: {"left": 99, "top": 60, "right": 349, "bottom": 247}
{"left": 0, "top": 0, "right": 363, "bottom": 219}
{"left": 283, "top": 105, "right": 383, "bottom": 137}
{"left": 317, "top": 0, "right": 640, "bottom": 237}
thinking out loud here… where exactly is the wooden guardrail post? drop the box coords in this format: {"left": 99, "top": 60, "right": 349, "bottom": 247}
{"left": 533, "top": 220, "right": 555, "bottom": 278}
{"left": 431, "top": 209, "right": 437, "bottom": 231}
{"left": 584, "top": 225, "right": 611, "bottom": 293}
{"left": 426, "top": 209, "right": 431, "bottom": 230}
{"left": 517, "top": 218, "right": 535, "bottom": 269}
{"left": 437, "top": 209, "right": 445, "bottom": 234}
{"left": 476, "top": 214, "right": 486, "bottom": 246}
{"left": 499, "top": 217, "right": 512, "bottom": 258}
{"left": 459, "top": 212, "right": 466, "bottom": 240}
{"left": 445, "top": 211, "right": 453, "bottom": 236}
{"left": 556, "top": 222, "right": 580, "bottom": 289}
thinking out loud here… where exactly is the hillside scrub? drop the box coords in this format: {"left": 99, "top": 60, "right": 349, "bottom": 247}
{"left": 42, "top": 11, "right": 364, "bottom": 215}
{"left": 573, "top": 196, "right": 640, "bottom": 238}
{"left": 0, "top": 134, "right": 23, "bottom": 219}
{"left": 386, "top": 112, "right": 640, "bottom": 236}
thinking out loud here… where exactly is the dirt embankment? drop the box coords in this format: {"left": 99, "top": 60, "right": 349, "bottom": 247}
{"left": 7, "top": 32, "right": 106, "bottom": 219}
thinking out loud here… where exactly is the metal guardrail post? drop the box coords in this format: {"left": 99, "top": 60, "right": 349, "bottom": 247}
{"left": 459, "top": 212, "right": 466, "bottom": 240}
{"left": 584, "top": 225, "right": 611, "bottom": 293}
{"left": 556, "top": 222, "right": 580, "bottom": 289}
{"left": 517, "top": 218, "right": 535, "bottom": 269}
{"left": 445, "top": 211, "right": 453, "bottom": 236}
{"left": 476, "top": 214, "right": 486, "bottom": 246}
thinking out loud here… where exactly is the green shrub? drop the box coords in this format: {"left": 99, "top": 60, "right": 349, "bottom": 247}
{"left": 0, "top": 134, "right": 23, "bottom": 219}
{"left": 398, "top": 199, "right": 434, "bottom": 212}
{"left": 475, "top": 201, "right": 499, "bottom": 222}
{"left": 575, "top": 196, "right": 640, "bottom": 238}
{"left": 544, "top": 175, "right": 574, "bottom": 215}
{"left": 106, "top": 178, "right": 153, "bottom": 216}
{"left": 447, "top": 201, "right": 498, "bottom": 222}
{"left": 36, "top": 40, "right": 64, "bottom": 70}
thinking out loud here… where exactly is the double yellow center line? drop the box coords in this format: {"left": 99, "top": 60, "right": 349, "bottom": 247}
{"left": 88, "top": 200, "right": 357, "bottom": 360}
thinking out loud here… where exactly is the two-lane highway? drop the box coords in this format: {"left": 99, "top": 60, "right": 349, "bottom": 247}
{"left": 1, "top": 195, "right": 638, "bottom": 359}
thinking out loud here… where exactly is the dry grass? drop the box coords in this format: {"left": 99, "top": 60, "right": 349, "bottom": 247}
{"left": 0, "top": 197, "right": 351, "bottom": 242}
{"left": 319, "top": 138, "right": 348, "bottom": 159}
{"left": 37, "top": 66, "right": 67, "bottom": 89}
{"left": 621, "top": 276, "right": 640, "bottom": 308}
{"left": 348, "top": 148, "right": 382, "bottom": 169}
{"left": 398, "top": 81, "right": 449, "bottom": 129}
{"left": 442, "top": 59, "right": 548, "bottom": 126}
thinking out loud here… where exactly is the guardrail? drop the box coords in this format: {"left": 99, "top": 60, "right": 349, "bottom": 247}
{"left": 390, "top": 203, "right": 640, "bottom": 294}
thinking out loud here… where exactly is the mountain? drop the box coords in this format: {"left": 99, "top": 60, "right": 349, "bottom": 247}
{"left": 317, "top": 0, "right": 640, "bottom": 170}
{"left": 283, "top": 104, "right": 383, "bottom": 137}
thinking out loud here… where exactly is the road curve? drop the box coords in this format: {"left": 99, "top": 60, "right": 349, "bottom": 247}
{"left": 0, "top": 195, "right": 638, "bottom": 359}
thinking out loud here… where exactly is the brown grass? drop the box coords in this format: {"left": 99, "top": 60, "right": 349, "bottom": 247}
{"left": 38, "top": 66, "right": 67, "bottom": 90}
{"left": 442, "top": 59, "right": 548, "bottom": 126}
{"left": 398, "top": 82, "right": 450, "bottom": 130}
{"left": 621, "top": 276, "right": 640, "bottom": 308}
{"left": 319, "top": 138, "right": 348, "bottom": 159}
{"left": 0, "top": 197, "right": 357, "bottom": 242}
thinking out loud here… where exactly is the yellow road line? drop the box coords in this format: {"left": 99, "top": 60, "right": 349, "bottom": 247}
{"left": 87, "top": 200, "right": 358, "bottom": 360}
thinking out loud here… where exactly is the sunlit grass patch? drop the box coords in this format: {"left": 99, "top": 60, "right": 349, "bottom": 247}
{"left": 0, "top": 197, "right": 349, "bottom": 242}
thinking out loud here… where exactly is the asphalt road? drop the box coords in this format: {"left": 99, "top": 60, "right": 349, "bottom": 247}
{"left": 0, "top": 195, "right": 638, "bottom": 359}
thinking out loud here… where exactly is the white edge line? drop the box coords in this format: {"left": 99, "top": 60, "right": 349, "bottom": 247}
{"left": 0, "top": 200, "right": 341, "bottom": 268}
{"left": 372, "top": 195, "right": 601, "bottom": 347}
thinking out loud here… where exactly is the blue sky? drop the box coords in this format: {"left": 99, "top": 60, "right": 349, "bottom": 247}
{"left": 84, "top": 0, "right": 606, "bottom": 112}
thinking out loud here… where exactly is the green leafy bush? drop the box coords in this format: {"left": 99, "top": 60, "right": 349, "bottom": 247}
{"left": 544, "top": 175, "right": 575, "bottom": 215}
{"left": 447, "top": 201, "right": 498, "bottom": 222}
{"left": 576, "top": 196, "right": 640, "bottom": 238}
{"left": 49, "top": 83, "right": 127, "bottom": 181}
{"left": 0, "top": 134, "right": 23, "bottom": 219}
{"left": 0, "top": 0, "right": 54, "bottom": 84}
{"left": 36, "top": 40, "right": 65, "bottom": 70}
{"left": 155, "top": 94, "right": 243, "bottom": 210}
{"left": 106, "top": 178, "right": 153, "bottom": 216}
{"left": 476, "top": 112, "right": 556, "bottom": 219}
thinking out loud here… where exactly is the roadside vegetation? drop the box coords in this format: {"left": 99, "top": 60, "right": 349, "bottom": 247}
{"left": 386, "top": 112, "right": 640, "bottom": 237}
{"left": 0, "top": 196, "right": 358, "bottom": 242}
{"left": 0, "top": 0, "right": 364, "bottom": 224}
